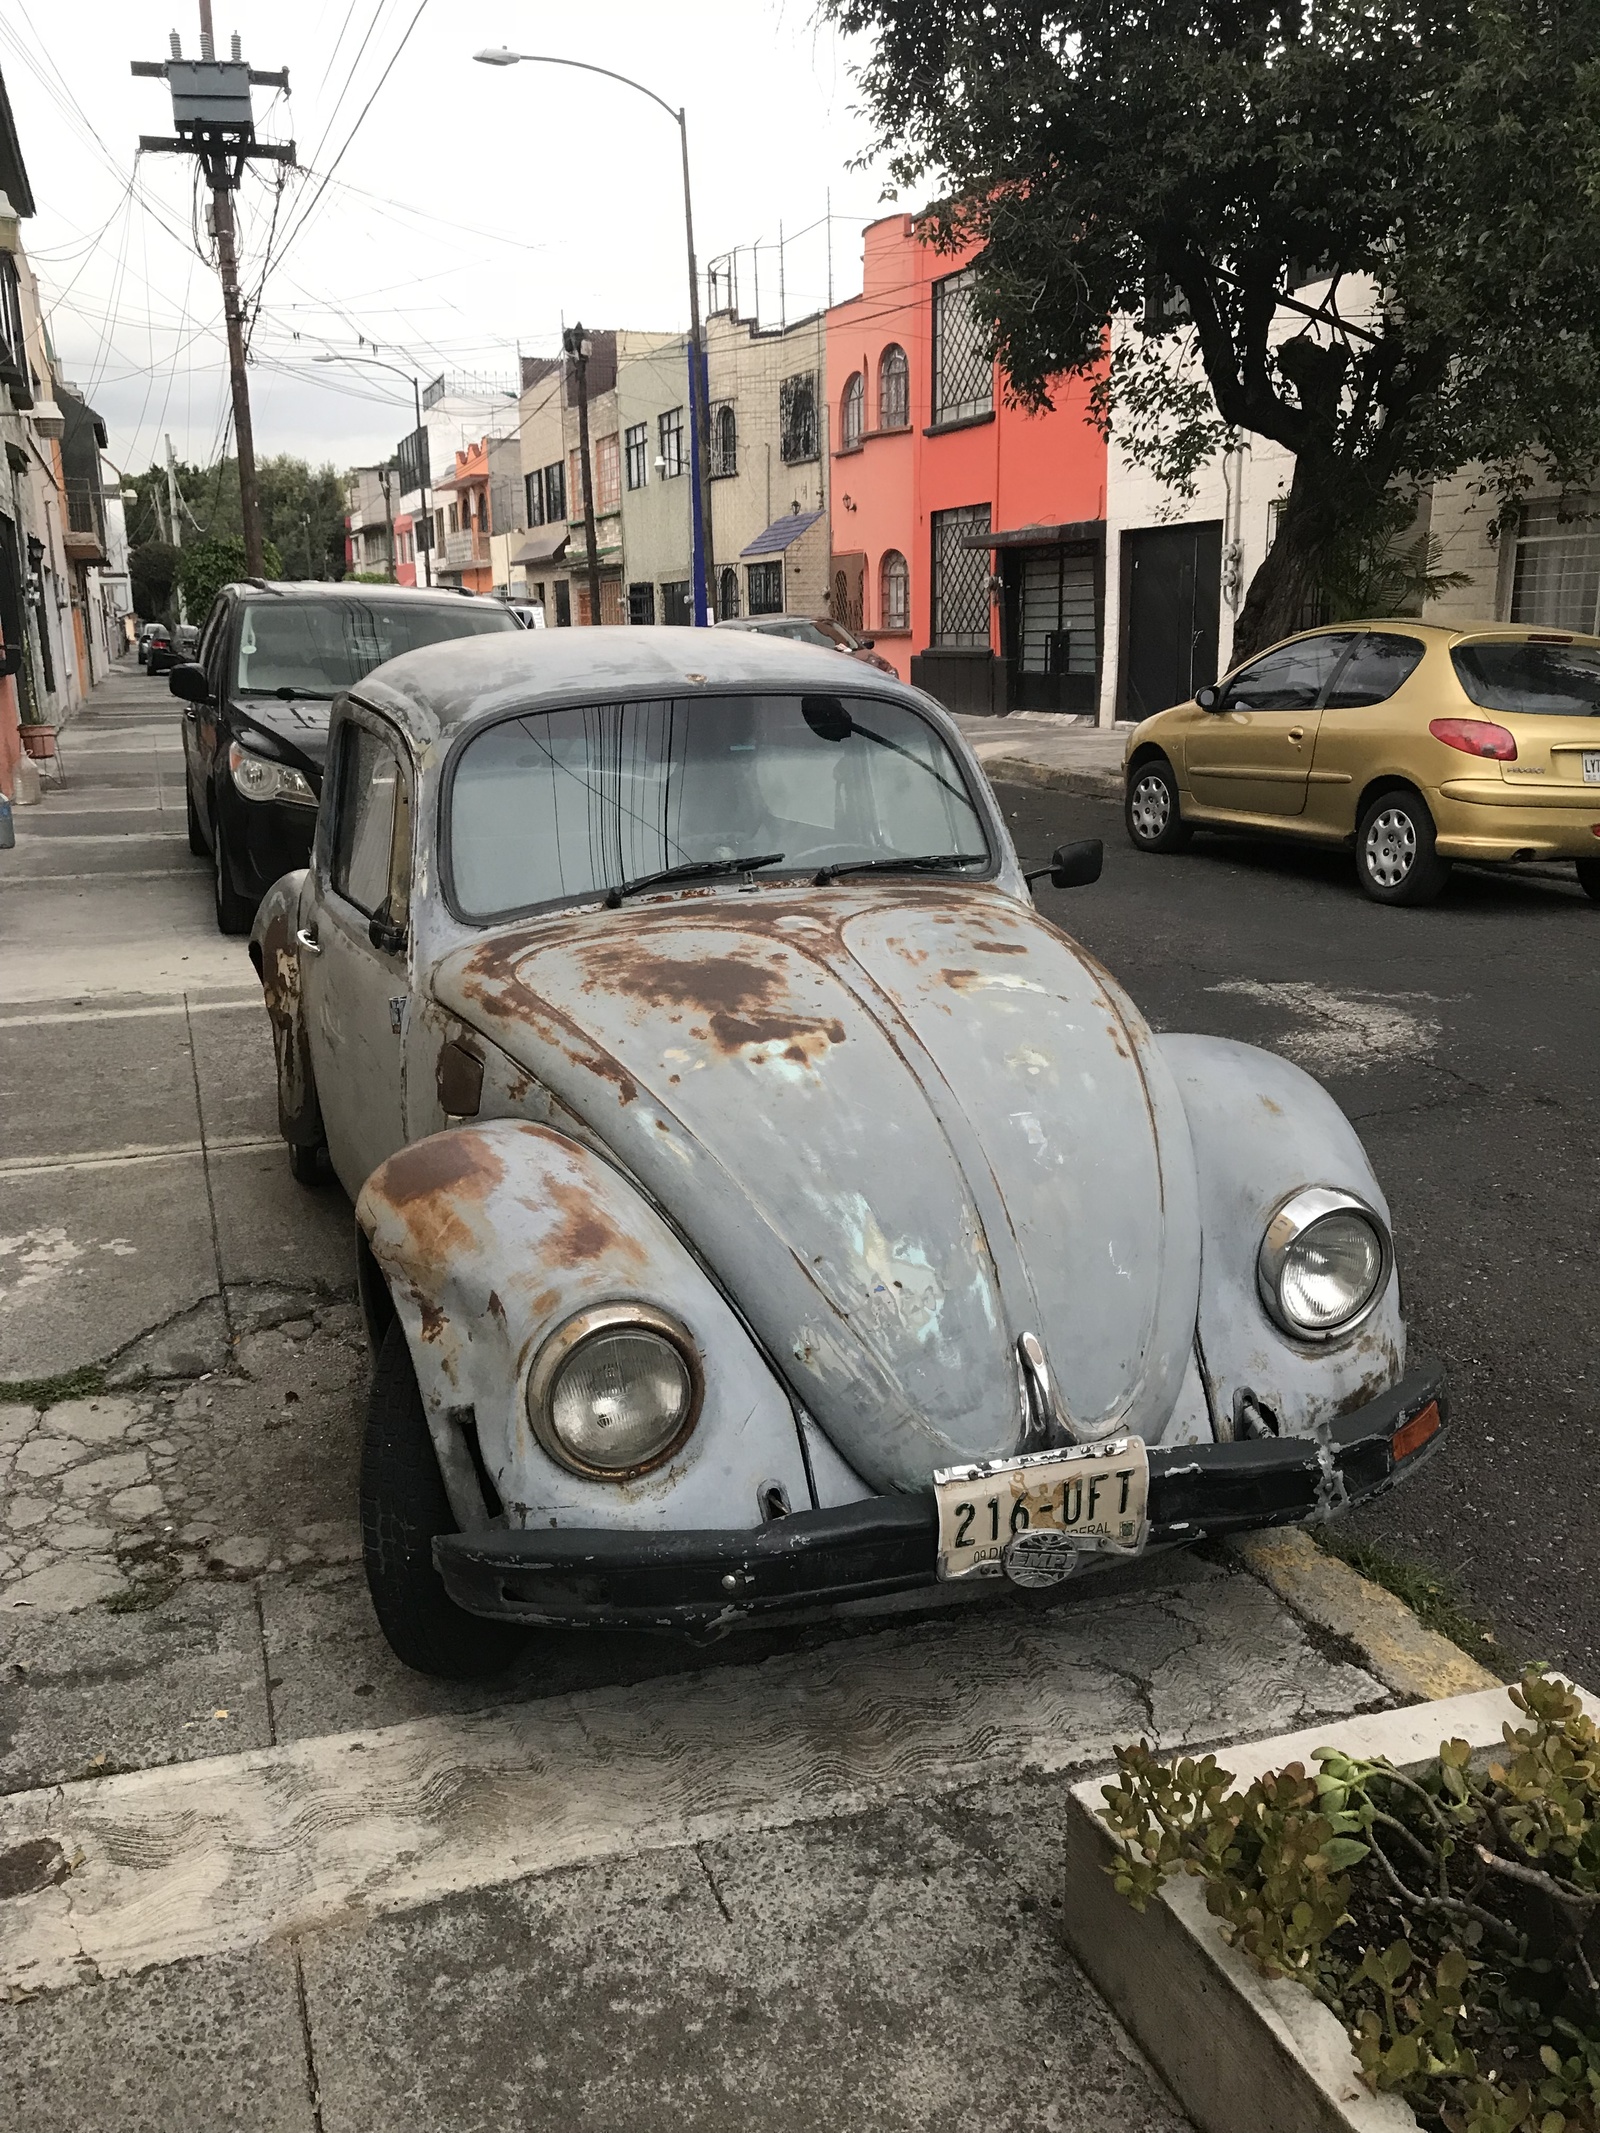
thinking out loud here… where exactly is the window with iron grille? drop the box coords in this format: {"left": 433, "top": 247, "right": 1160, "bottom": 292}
{"left": 628, "top": 580, "right": 656, "bottom": 626}
{"left": 930, "top": 505, "right": 992, "bottom": 646}
{"left": 932, "top": 270, "right": 992, "bottom": 426}
{"left": 1509, "top": 498, "right": 1600, "bottom": 633}
{"left": 596, "top": 432, "right": 621, "bottom": 515}
{"left": 659, "top": 406, "right": 685, "bottom": 478}
{"left": 840, "top": 372, "right": 864, "bottom": 450}
{"left": 0, "top": 253, "right": 23, "bottom": 372}
{"left": 544, "top": 460, "right": 566, "bottom": 523}
{"left": 747, "top": 560, "right": 784, "bottom": 615}
{"left": 878, "top": 344, "right": 909, "bottom": 430}
{"left": 624, "top": 424, "right": 648, "bottom": 491}
{"left": 710, "top": 403, "right": 737, "bottom": 478}
{"left": 661, "top": 579, "right": 693, "bottom": 626}
{"left": 568, "top": 446, "right": 587, "bottom": 518}
{"left": 718, "top": 565, "right": 739, "bottom": 619}
{"left": 880, "top": 549, "right": 910, "bottom": 632}
{"left": 779, "top": 373, "right": 818, "bottom": 464}
{"left": 524, "top": 468, "right": 545, "bottom": 526}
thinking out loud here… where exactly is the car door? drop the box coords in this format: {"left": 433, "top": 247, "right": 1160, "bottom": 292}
{"left": 1303, "top": 631, "right": 1429, "bottom": 834}
{"left": 300, "top": 708, "right": 414, "bottom": 1197}
{"left": 1185, "top": 632, "right": 1349, "bottom": 817}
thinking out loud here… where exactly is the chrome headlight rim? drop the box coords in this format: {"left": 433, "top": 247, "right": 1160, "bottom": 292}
{"left": 1256, "top": 1186, "right": 1392, "bottom": 1344}
{"left": 525, "top": 1301, "right": 704, "bottom": 1481}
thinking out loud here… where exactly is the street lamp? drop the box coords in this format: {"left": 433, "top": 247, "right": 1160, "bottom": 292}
{"left": 313, "top": 350, "right": 433, "bottom": 588}
{"left": 473, "top": 47, "right": 713, "bottom": 626}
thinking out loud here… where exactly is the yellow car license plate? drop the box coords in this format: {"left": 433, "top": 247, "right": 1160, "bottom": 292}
{"left": 933, "top": 1437, "right": 1150, "bottom": 1583}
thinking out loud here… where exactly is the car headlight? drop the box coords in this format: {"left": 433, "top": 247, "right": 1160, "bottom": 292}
{"left": 1257, "top": 1187, "right": 1391, "bottom": 1341}
{"left": 228, "top": 739, "right": 317, "bottom": 807}
{"left": 526, "top": 1303, "right": 703, "bottom": 1478}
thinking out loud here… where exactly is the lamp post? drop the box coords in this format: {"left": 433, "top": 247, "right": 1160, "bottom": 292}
{"left": 474, "top": 47, "right": 713, "bottom": 626}
{"left": 313, "top": 350, "right": 432, "bottom": 588}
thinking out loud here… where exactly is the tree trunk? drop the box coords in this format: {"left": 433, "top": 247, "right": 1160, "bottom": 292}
{"left": 1231, "top": 456, "right": 1384, "bottom": 663}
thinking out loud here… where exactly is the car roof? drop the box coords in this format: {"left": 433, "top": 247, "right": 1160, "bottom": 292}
{"left": 350, "top": 624, "right": 930, "bottom": 742}
{"left": 1264, "top": 618, "right": 1600, "bottom": 650}
{"left": 222, "top": 579, "right": 502, "bottom": 611}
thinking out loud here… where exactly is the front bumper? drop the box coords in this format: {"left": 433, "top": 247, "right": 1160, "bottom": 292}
{"left": 217, "top": 780, "right": 319, "bottom": 903}
{"left": 435, "top": 1356, "right": 1447, "bottom": 1633}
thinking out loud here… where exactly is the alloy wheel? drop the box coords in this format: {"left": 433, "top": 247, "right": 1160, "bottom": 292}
{"left": 1364, "top": 806, "right": 1417, "bottom": 888}
{"left": 1130, "top": 772, "right": 1172, "bottom": 842}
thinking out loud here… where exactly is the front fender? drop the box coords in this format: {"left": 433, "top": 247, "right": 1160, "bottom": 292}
{"left": 1157, "top": 1035, "right": 1405, "bottom": 1443}
{"left": 355, "top": 1121, "right": 814, "bottom": 1535}
{"left": 249, "top": 870, "right": 320, "bottom": 1148}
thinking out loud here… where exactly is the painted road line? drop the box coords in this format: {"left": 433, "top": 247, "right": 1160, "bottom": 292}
{"left": 0, "top": 1134, "right": 279, "bottom": 1178}
{"left": 0, "top": 1568, "right": 1384, "bottom": 1997}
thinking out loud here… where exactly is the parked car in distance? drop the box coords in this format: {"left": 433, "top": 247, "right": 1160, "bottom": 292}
{"left": 718, "top": 611, "right": 899, "bottom": 675}
{"left": 167, "top": 582, "right": 520, "bottom": 934}
{"left": 137, "top": 621, "right": 166, "bottom": 666}
{"left": 1124, "top": 620, "right": 1600, "bottom": 905}
{"left": 147, "top": 623, "right": 197, "bottom": 675}
{"left": 250, "top": 628, "right": 1446, "bottom": 1679}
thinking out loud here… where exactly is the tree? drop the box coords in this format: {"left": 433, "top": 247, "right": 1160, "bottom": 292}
{"left": 128, "top": 540, "right": 180, "bottom": 623}
{"left": 125, "top": 454, "right": 348, "bottom": 581}
{"left": 177, "top": 535, "right": 284, "bottom": 623}
{"left": 825, "top": 0, "right": 1600, "bottom": 656}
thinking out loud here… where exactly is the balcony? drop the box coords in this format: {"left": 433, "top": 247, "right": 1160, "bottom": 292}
{"left": 62, "top": 477, "right": 106, "bottom": 563}
{"left": 441, "top": 528, "right": 490, "bottom": 572}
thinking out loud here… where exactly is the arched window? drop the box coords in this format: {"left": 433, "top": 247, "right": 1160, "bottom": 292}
{"left": 880, "top": 549, "right": 910, "bottom": 633}
{"left": 878, "top": 344, "right": 909, "bottom": 431}
{"left": 718, "top": 565, "right": 740, "bottom": 620}
{"left": 841, "top": 372, "right": 864, "bottom": 451}
{"left": 712, "top": 402, "right": 737, "bottom": 478}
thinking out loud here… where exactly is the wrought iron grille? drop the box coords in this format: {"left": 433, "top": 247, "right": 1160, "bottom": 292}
{"left": 932, "top": 270, "right": 992, "bottom": 426}
{"left": 930, "top": 505, "right": 992, "bottom": 647}
{"left": 878, "top": 343, "right": 909, "bottom": 430}
{"left": 710, "top": 403, "right": 737, "bottom": 478}
{"left": 841, "top": 372, "right": 864, "bottom": 450}
{"left": 779, "top": 372, "right": 818, "bottom": 464}
{"left": 880, "top": 549, "right": 910, "bottom": 632}
{"left": 747, "top": 560, "right": 784, "bottom": 614}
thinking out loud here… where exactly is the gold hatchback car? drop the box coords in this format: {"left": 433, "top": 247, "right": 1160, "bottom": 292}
{"left": 1123, "top": 621, "right": 1600, "bottom": 904}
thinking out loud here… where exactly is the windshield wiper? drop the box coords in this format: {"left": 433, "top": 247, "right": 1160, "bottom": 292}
{"left": 812, "top": 851, "right": 988, "bottom": 885}
{"left": 604, "top": 852, "right": 787, "bottom": 908}
{"left": 273, "top": 686, "right": 334, "bottom": 701}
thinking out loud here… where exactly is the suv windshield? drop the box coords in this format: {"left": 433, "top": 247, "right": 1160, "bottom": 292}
{"left": 1451, "top": 639, "right": 1600, "bottom": 717}
{"left": 448, "top": 692, "right": 990, "bottom": 919}
{"left": 234, "top": 597, "right": 516, "bottom": 697}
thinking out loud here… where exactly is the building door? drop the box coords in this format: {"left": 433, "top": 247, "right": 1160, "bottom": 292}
{"left": 830, "top": 552, "right": 865, "bottom": 633}
{"left": 1123, "top": 523, "right": 1223, "bottom": 719}
{"left": 1003, "top": 545, "right": 1099, "bottom": 712}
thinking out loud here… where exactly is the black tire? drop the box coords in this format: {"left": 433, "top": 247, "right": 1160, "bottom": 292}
{"left": 1125, "top": 756, "right": 1193, "bottom": 853}
{"left": 186, "top": 781, "right": 208, "bottom": 857}
{"left": 1577, "top": 857, "right": 1600, "bottom": 904}
{"left": 211, "top": 805, "right": 254, "bottom": 935}
{"left": 1355, "top": 789, "right": 1452, "bottom": 906}
{"left": 360, "top": 1321, "right": 527, "bottom": 1680}
{"left": 287, "top": 1139, "right": 330, "bottom": 1187}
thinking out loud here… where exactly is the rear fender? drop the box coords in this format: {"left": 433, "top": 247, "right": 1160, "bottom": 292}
{"left": 1157, "top": 1035, "right": 1405, "bottom": 1454}
{"left": 249, "top": 871, "right": 321, "bottom": 1148}
{"left": 355, "top": 1121, "right": 814, "bottom": 1535}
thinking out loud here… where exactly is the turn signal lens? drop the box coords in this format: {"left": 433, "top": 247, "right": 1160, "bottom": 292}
{"left": 1429, "top": 716, "right": 1517, "bottom": 761}
{"left": 1392, "top": 1402, "right": 1441, "bottom": 1461}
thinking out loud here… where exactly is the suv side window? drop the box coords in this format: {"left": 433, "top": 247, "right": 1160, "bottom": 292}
{"left": 1222, "top": 633, "right": 1348, "bottom": 711}
{"left": 332, "top": 723, "right": 410, "bottom": 921}
{"left": 1323, "top": 632, "right": 1426, "bottom": 709}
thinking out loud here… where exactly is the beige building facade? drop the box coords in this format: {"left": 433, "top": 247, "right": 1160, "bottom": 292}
{"left": 703, "top": 307, "right": 830, "bottom": 624}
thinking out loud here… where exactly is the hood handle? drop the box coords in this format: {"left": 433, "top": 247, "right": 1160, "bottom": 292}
{"left": 1017, "top": 1332, "right": 1080, "bottom": 1453}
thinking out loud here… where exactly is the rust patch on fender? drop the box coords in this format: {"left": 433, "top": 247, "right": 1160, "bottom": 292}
{"left": 969, "top": 938, "right": 1028, "bottom": 956}
{"left": 543, "top": 1175, "right": 648, "bottom": 1271}
{"left": 367, "top": 1132, "right": 506, "bottom": 1268}
{"left": 940, "top": 968, "right": 981, "bottom": 992}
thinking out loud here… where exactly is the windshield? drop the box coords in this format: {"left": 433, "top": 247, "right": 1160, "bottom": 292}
{"left": 448, "top": 692, "right": 991, "bottom": 919}
{"left": 1452, "top": 640, "right": 1600, "bottom": 717}
{"left": 234, "top": 598, "right": 516, "bottom": 697}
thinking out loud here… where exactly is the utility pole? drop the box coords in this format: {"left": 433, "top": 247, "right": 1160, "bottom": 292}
{"left": 563, "top": 324, "right": 604, "bottom": 627}
{"left": 133, "top": 7, "right": 293, "bottom": 579}
{"left": 164, "top": 435, "right": 185, "bottom": 620}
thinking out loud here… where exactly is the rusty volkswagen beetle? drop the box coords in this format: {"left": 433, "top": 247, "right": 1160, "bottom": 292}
{"left": 251, "top": 630, "right": 1446, "bottom": 1678}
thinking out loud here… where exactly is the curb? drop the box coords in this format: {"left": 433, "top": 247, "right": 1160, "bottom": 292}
{"left": 1229, "top": 1529, "right": 1502, "bottom": 1703}
{"left": 976, "top": 753, "right": 1123, "bottom": 799}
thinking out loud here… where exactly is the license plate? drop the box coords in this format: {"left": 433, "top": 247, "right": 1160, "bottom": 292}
{"left": 1584, "top": 752, "right": 1600, "bottom": 784}
{"left": 934, "top": 1437, "right": 1150, "bottom": 1584}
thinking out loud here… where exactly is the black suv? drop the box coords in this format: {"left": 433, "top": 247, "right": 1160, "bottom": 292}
{"left": 168, "top": 582, "right": 519, "bottom": 932}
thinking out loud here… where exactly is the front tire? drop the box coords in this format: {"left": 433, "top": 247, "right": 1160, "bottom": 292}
{"left": 1577, "top": 857, "right": 1600, "bottom": 904}
{"left": 1356, "top": 789, "right": 1452, "bottom": 906}
{"left": 360, "top": 1321, "right": 527, "bottom": 1680}
{"left": 1125, "top": 757, "right": 1193, "bottom": 853}
{"left": 287, "top": 1140, "right": 330, "bottom": 1187}
{"left": 211, "top": 804, "right": 254, "bottom": 935}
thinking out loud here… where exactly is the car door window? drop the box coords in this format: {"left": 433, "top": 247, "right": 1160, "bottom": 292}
{"left": 1323, "top": 633, "right": 1426, "bottom": 709}
{"left": 198, "top": 602, "right": 229, "bottom": 697}
{"left": 332, "top": 724, "right": 407, "bottom": 919}
{"left": 1222, "top": 634, "right": 1347, "bottom": 711}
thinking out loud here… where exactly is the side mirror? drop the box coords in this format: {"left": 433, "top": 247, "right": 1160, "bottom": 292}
{"left": 801, "top": 694, "right": 854, "bottom": 743}
{"left": 168, "top": 661, "right": 209, "bottom": 703}
{"left": 368, "top": 914, "right": 408, "bottom": 957}
{"left": 1026, "top": 837, "right": 1103, "bottom": 890}
{"left": 859, "top": 637, "right": 876, "bottom": 650}
{"left": 1195, "top": 684, "right": 1223, "bottom": 712}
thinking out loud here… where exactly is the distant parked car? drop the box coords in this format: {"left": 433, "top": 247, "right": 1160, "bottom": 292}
{"left": 719, "top": 612, "right": 898, "bottom": 675}
{"left": 139, "top": 622, "right": 170, "bottom": 668}
{"left": 1124, "top": 620, "right": 1600, "bottom": 905}
{"left": 147, "top": 624, "right": 197, "bottom": 675}
{"left": 166, "top": 582, "right": 520, "bottom": 934}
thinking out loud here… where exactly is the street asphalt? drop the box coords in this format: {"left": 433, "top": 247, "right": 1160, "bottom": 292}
{"left": 1013, "top": 778, "right": 1599, "bottom": 1686}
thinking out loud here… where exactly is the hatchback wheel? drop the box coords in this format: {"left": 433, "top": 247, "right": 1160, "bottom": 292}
{"left": 1356, "top": 790, "right": 1452, "bottom": 906}
{"left": 1577, "top": 857, "right": 1600, "bottom": 904}
{"left": 1125, "top": 758, "right": 1192, "bottom": 853}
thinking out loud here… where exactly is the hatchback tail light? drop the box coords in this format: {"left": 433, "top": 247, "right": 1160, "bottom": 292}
{"left": 1429, "top": 716, "right": 1518, "bottom": 761}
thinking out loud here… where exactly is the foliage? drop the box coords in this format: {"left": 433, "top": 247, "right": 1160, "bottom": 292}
{"left": 1319, "top": 1532, "right": 1504, "bottom": 1663}
{"left": 1101, "top": 1670, "right": 1600, "bottom": 2131}
{"left": 125, "top": 454, "right": 348, "bottom": 581}
{"left": 825, "top": 0, "right": 1600, "bottom": 655}
{"left": 177, "top": 535, "right": 284, "bottom": 624}
{"left": 128, "top": 539, "right": 180, "bottom": 624}
{"left": 0, "top": 1364, "right": 106, "bottom": 1406}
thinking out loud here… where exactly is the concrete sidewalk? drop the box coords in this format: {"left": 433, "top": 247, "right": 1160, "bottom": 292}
{"left": 951, "top": 712, "right": 1128, "bottom": 797}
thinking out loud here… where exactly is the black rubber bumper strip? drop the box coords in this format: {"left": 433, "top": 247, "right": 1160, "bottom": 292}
{"left": 434, "top": 1354, "right": 1446, "bottom": 1631}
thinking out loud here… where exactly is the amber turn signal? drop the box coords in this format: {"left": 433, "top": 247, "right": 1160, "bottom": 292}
{"left": 1392, "top": 1401, "right": 1441, "bottom": 1462}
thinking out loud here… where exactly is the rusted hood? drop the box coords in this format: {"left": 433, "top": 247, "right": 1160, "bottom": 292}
{"left": 432, "top": 886, "right": 1201, "bottom": 1492}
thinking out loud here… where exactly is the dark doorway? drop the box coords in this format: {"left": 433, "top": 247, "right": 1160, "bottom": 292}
{"left": 1000, "top": 541, "right": 1102, "bottom": 712}
{"left": 1122, "top": 522, "right": 1222, "bottom": 719}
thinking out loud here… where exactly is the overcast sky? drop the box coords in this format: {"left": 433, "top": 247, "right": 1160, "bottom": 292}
{"left": 2, "top": 1, "right": 900, "bottom": 478}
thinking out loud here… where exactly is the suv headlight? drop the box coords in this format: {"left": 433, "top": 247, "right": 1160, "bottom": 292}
{"left": 1257, "top": 1187, "right": 1391, "bottom": 1341}
{"left": 526, "top": 1303, "right": 703, "bottom": 1478}
{"left": 229, "top": 739, "right": 317, "bottom": 807}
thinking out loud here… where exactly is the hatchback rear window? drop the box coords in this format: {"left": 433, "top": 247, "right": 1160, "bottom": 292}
{"left": 1451, "top": 640, "right": 1600, "bottom": 717}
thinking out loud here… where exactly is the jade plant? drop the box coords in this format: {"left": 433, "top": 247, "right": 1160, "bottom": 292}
{"left": 1101, "top": 1670, "right": 1600, "bottom": 2133}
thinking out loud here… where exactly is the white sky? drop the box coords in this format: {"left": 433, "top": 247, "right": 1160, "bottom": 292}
{"left": 2, "top": 1, "right": 900, "bottom": 477}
